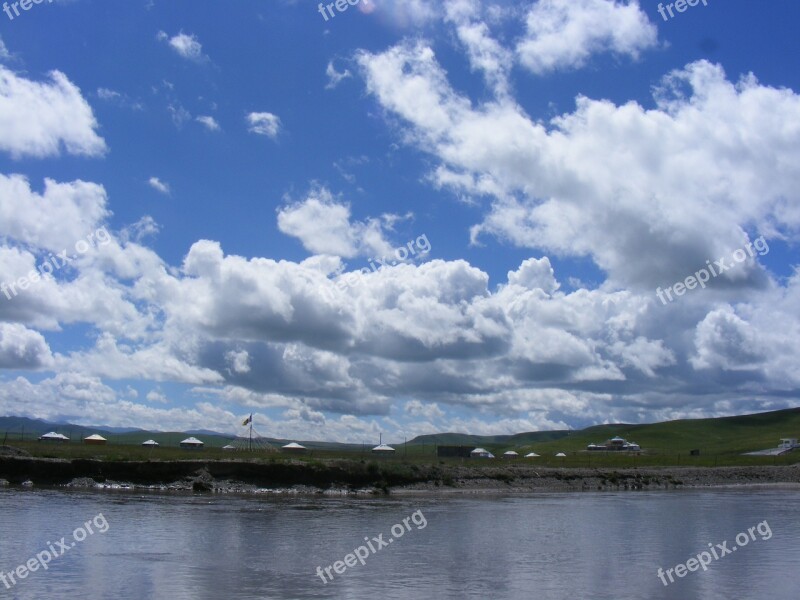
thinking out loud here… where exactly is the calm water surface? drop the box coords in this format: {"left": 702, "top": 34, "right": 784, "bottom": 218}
{"left": 1, "top": 487, "right": 798, "bottom": 599}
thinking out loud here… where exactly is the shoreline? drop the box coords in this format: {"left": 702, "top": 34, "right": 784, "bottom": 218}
{"left": 1, "top": 453, "right": 799, "bottom": 496}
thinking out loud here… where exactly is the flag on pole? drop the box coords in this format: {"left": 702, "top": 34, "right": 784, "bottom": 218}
{"left": 242, "top": 414, "right": 252, "bottom": 426}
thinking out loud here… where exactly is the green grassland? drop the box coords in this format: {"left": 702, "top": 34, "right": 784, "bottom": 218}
{"left": 2, "top": 408, "right": 800, "bottom": 468}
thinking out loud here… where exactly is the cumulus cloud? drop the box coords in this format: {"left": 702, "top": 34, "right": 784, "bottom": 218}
{"left": 516, "top": 0, "right": 658, "bottom": 74}
{"left": 357, "top": 44, "right": 798, "bottom": 295}
{"left": 277, "top": 186, "right": 396, "bottom": 259}
{"left": 445, "top": 0, "right": 513, "bottom": 96}
{"left": 0, "top": 323, "right": 53, "bottom": 369}
{"left": 0, "top": 174, "right": 110, "bottom": 251}
{"left": 246, "top": 111, "right": 281, "bottom": 138}
{"left": 0, "top": 65, "right": 107, "bottom": 158}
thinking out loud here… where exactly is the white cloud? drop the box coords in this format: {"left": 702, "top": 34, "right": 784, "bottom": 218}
{"left": 97, "top": 87, "right": 143, "bottom": 110}
{"left": 0, "top": 323, "right": 52, "bottom": 369}
{"left": 370, "top": 0, "right": 440, "bottom": 26}
{"left": 0, "top": 174, "right": 110, "bottom": 251}
{"left": 146, "top": 389, "right": 169, "bottom": 404}
{"left": 246, "top": 111, "right": 281, "bottom": 138}
{"left": 404, "top": 399, "right": 445, "bottom": 419}
{"left": 0, "top": 65, "right": 107, "bottom": 158}
{"left": 226, "top": 349, "right": 251, "bottom": 374}
{"left": 325, "top": 61, "right": 352, "bottom": 89}
{"left": 97, "top": 87, "right": 120, "bottom": 101}
{"left": 357, "top": 44, "right": 799, "bottom": 295}
{"left": 159, "top": 31, "right": 206, "bottom": 62}
{"left": 168, "top": 103, "right": 191, "bottom": 127}
{"left": 147, "top": 177, "right": 170, "bottom": 195}
{"left": 0, "top": 37, "right": 11, "bottom": 61}
{"left": 277, "top": 186, "right": 396, "bottom": 259}
{"left": 445, "top": 0, "right": 513, "bottom": 96}
{"left": 196, "top": 115, "right": 220, "bottom": 131}
{"left": 516, "top": 0, "right": 658, "bottom": 74}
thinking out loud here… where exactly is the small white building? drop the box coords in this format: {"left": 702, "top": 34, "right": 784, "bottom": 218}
{"left": 141, "top": 439, "right": 160, "bottom": 448}
{"left": 38, "top": 432, "right": 69, "bottom": 443}
{"left": 83, "top": 434, "right": 107, "bottom": 446}
{"left": 503, "top": 451, "right": 519, "bottom": 459}
{"left": 779, "top": 438, "right": 799, "bottom": 449}
{"left": 555, "top": 452, "right": 567, "bottom": 457}
{"left": 222, "top": 444, "right": 237, "bottom": 451}
{"left": 282, "top": 442, "right": 308, "bottom": 453}
{"left": 179, "top": 437, "right": 204, "bottom": 450}
{"left": 524, "top": 452, "right": 540, "bottom": 458}
{"left": 470, "top": 447, "right": 494, "bottom": 459}
{"left": 371, "top": 443, "right": 396, "bottom": 454}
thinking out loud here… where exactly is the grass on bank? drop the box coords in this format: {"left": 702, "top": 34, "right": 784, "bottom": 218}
{"left": 3, "top": 407, "right": 799, "bottom": 468}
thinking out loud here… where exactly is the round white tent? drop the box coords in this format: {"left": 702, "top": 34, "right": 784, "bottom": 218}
{"left": 141, "top": 439, "right": 160, "bottom": 447}
{"left": 371, "top": 444, "right": 396, "bottom": 454}
{"left": 83, "top": 434, "right": 107, "bottom": 445}
{"left": 38, "top": 432, "right": 69, "bottom": 442}
{"left": 503, "top": 451, "right": 519, "bottom": 458}
{"left": 524, "top": 452, "right": 540, "bottom": 458}
{"left": 180, "top": 437, "right": 204, "bottom": 449}
{"left": 470, "top": 447, "right": 494, "bottom": 458}
{"left": 555, "top": 452, "right": 567, "bottom": 457}
{"left": 282, "top": 442, "right": 308, "bottom": 453}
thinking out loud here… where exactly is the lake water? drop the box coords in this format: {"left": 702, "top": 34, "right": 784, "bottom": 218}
{"left": 0, "top": 487, "right": 798, "bottom": 599}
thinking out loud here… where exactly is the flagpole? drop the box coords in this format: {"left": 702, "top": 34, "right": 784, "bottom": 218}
{"left": 249, "top": 415, "right": 253, "bottom": 452}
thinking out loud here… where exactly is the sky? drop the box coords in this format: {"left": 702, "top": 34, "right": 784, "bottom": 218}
{"left": 0, "top": 0, "right": 799, "bottom": 443}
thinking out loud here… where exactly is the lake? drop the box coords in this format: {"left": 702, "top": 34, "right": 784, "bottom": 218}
{"left": 1, "top": 487, "right": 798, "bottom": 599}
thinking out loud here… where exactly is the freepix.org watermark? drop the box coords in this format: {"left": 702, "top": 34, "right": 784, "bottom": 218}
{"left": 3, "top": 0, "right": 52, "bottom": 21}
{"left": 1, "top": 227, "right": 111, "bottom": 301}
{"left": 657, "top": 0, "right": 708, "bottom": 22}
{"left": 317, "top": 0, "right": 370, "bottom": 22}
{"left": 656, "top": 236, "right": 769, "bottom": 305}
{"left": 319, "top": 234, "right": 431, "bottom": 301}
{"left": 316, "top": 509, "right": 427, "bottom": 584}
{"left": 1, "top": 513, "right": 110, "bottom": 590}
{"left": 656, "top": 519, "right": 772, "bottom": 587}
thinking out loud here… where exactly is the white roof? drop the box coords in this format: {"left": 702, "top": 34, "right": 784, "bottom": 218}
{"left": 141, "top": 439, "right": 159, "bottom": 446}
{"left": 503, "top": 451, "right": 519, "bottom": 456}
{"left": 222, "top": 444, "right": 236, "bottom": 450}
{"left": 471, "top": 447, "right": 489, "bottom": 453}
{"left": 180, "top": 437, "right": 204, "bottom": 445}
{"left": 282, "top": 442, "right": 307, "bottom": 449}
{"left": 372, "top": 444, "right": 395, "bottom": 451}
{"left": 555, "top": 452, "right": 567, "bottom": 457}
{"left": 84, "top": 434, "right": 107, "bottom": 441}
{"left": 40, "top": 432, "right": 69, "bottom": 440}
{"left": 525, "top": 452, "right": 539, "bottom": 457}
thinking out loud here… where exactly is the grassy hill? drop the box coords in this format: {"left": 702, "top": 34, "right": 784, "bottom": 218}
{"left": 2, "top": 408, "right": 799, "bottom": 467}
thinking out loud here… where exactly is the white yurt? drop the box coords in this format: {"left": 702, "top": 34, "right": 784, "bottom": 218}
{"left": 282, "top": 442, "right": 308, "bottom": 453}
{"left": 470, "top": 447, "right": 494, "bottom": 458}
{"left": 524, "top": 452, "right": 540, "bottom": 458}
{"left": 38, "top": 432, "right": 69, "bottom": 442}
{"left": 141, "top": 439, "right": 160, "bottom": 447}
{"left": 371, "top": 443, "right": 396, "bottom": 454}
{"left": 83, "top": 434, "right": 107, "bottom": 445}
{"left": 179, "top": 437, "right": 205, "bottom": 450}
{"left": 555, "top": 452, "right": 567, "bottom": 457}
{"left": 503, "top": 451, "right": 519, "bottom": 459}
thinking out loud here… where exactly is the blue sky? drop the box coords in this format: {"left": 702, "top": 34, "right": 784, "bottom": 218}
{"left": 1, "top": 0, "right": 799, "bottom": 442}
